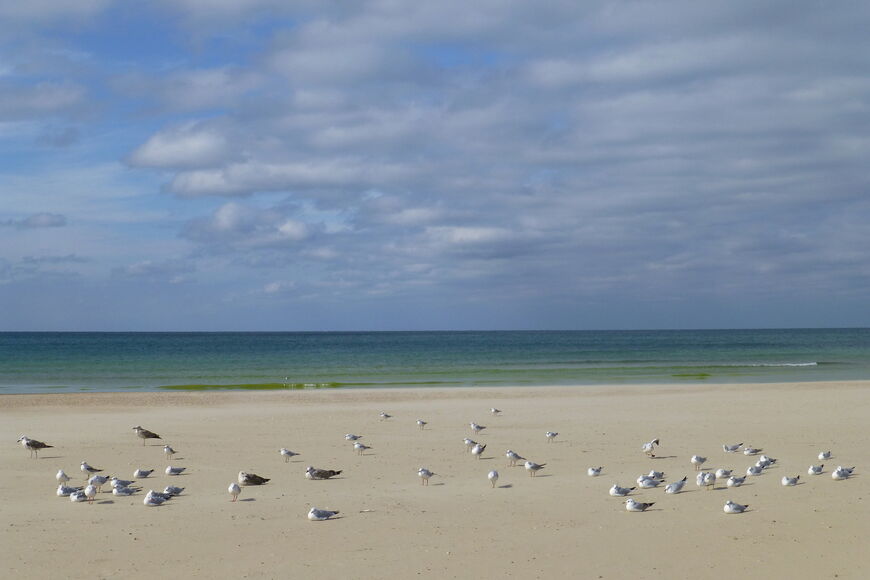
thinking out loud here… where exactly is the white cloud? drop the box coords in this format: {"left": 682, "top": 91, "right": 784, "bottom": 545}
{"left": 128, "top": 122, "right": 232, "bottom": 169}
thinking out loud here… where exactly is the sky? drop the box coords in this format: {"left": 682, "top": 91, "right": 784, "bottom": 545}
{"left": 1, "top": 1, "right": 869, "bottom": 331}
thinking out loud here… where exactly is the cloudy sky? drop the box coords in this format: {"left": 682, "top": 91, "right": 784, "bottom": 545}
{"left": 1, "top": 1, "right": 868, "bottom": 331}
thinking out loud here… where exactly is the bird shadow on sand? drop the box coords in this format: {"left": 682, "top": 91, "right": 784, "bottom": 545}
{"left": 531, "top": 474, "right": 552, "bottom": 478}
{"left": 97, "top": 500, "right": 115, "bottom": 505}
{"left": 38, "top": 455, "right": 63, "bottom": 460}
{"left": 430, "top": 482, "right": 446, "bottom": 486}
{"left": 498, "top": 484, "right": 513, "bottom": 489}
{"left": 650, "top": 455, "right": 678, "bottom": 460}
{"left": 477, "top": 457, "right": 495, "bottom": 461}
{"left": 239, "top": 498, "right": 256, "bottom": 502}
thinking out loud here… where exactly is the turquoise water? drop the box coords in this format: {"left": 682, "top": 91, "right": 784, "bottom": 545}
{"left": 0, "top": 329, "right": 868, "bottom": 393}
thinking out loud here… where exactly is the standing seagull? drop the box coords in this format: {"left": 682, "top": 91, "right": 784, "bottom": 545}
{"left": 228, "top": 482, "right": 241, "bottom": 502}
{"left": 418, "top": 467, "right": 436, "bottom": 485}
{"left": 379, "top": 412, "right": 392, "bottom": 421}
{"left": 488, "top": 470, "right": 499, "bottom": 488}
{"left": 56, "top": 469, "right": 71, "bottom": 484}
{"left": 506, "top": 450, "right": 526, "bottom": 467}
{"left": 470, "top": 422, "right": 486, "bottom": 435}
{"left": 81, "top": 461, "right": 102, "bottom": 478}
{"left": 163, "top": 445, "right": 176, "bottom": 460}
{"left": 464, "top": 438, "right": 478, "bottom": 453}
{"left": 417, "top": 419, "right": 428, "bottom": 430}
{"left": 490, "top": 408, "right": 501, "bottom": 416}
{"left": 354, "top": 441, "right": 372, "bottom": 455}
{"left": 280, "top": 448, "right": 300, "bottom": 462}
{"left": 471, "top": 443, "right": 487, "bottom": 459}
{"left": 642, "top": 439, "right": 660, "bottom": 458}
{"left": 84, "top": 484, "right": 97, "bottom": 504}
{"left": 132, "top": 426, "right": 161, "bottom": 446}
{"left": 545, "top": 432, "right": 559, "bottom": 443}
{"left": 18, "top": 436, "right": 53, "bottom": 459}
{"left": 690, "top": 455, "right": 707, "bottom": 470}
{"left": 524, "top": 461, "right": 546, "bottom": 477}
{"left": 238, "top": 471, "right": 270, "bottom": 486}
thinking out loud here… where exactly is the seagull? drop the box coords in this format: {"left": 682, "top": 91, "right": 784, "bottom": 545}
{"left": 417, "top": 419, "right": 428, "bottom": 430}
{"left": 379, "top": 412, "right": 392, "bottom": 421}
{"left": 490, "top": 408, "right": 501, "bottom": 416}
{"left": 726, "top": 475, "right": 746, "bottom": 487}
{"left": 143, "top": 492, "right": 167, "bottom": 507}
{"left": 84, "top": 484, "right": 97, "bottom": 504}
{"left": 696, "top": 472, "right": 716, "bottom": 490}
{"left": 88, "top": 474, "right": 109, "bottom": 493}
{"left": 113, "top": 486, "right": 138, "bottom": 496}
{"left": 747, "top": 465, "right": 763, "bottom": 476}
{"left": 345, "top": 434, "right": 363, "bottom": 441}
{"left": 743, "top": 447, "right": 762, "bottom": 456}
{"left": 587, "top": 467, "right": 603, "bottom": 477}
{"left": 488, "top": 470, "right": 499, "bottom": 488}
{"left": 57, "top": 483, "right": 81, "bottom": 497}
{"left": 70, "top": 490, "right": 88, "bottom": 503}
{"left": 637, "top": 475, "right": 662, "bottom": 488}
{"left": 758, "top": 455, "right": 777, "bottom": 467}
{"left": 524, "top": 461, "right": 545, "bottom": 477}
{"left": 163, "top": 445, "right": 176, "bottom": 460}
{"left": 506, "top": 450, "right": 525, "bottom": 466}
{"left": 545, "top": 431, "right": 558, "bottom": 443}
{"left": 665, "top": 476, "right": 688, "bottom": 494}
{"left": 133, "top": 468, "right": 154, "bottom": 478}
{"left": 165, "top": 466, "right": 186, "bottom": 476}
{"left": 715, "top": 469, "right": 733, "bottom": 479}
{"left": 642, "top": 438, "right": 660, "bottom": 458}
{"left": 354, "top": 441, "right": 372, "bottom": 455}
{"left": 228, "top": 482, "right": 241, "bottom": 502}
{"left": 163, "top": 486, "right": 184, "bottom": 496}
{"left": 56, "top": 469, "right": 70, "bottom": 484}
{"left": 280, "top": 448, "right": 300, "bottom": 462}
{"left": 238, "top": 471, "right": 270, "bottom": 486}
{"left": 724, "top": 500, "right": 749, "bottom": 514}
{"left": 625, "top": 498, "right": 655, "bottom": 512}
{"left": 781, "top": 475, "right": 800, "bottom": 486}
{"left": 690, "top": 455, "right": 707, "bottom": 470}
{"left": 648, "top": 470, "right": 665, "bottom": 480}
{"left": 17, "top": 436, "right": 53, "bottom": 459}
{"left": 132, "top": 426, "right": 162, "bottom": 446}
{"left": 470, "top": 422, "right": 486, "bottom": 435}
{"left": 308, "top": 507, "right": 339, "bottom": 521}
{"left": 464, "top": 438, "right": 478, "bottom": 453}
{"left": 819, "top": 450, "right": 832, "bottom": 461}
{"left": 81, "top": 461, "right": 102, "bottom": 477}
{"left": 305, "top": 466, "right": 342, "bottom": 480}
{"left": 832, "top": 466, "right": 854, "bottom": 480}
{"left": 808, "top": 464, "right": 824, "bottom": 475}
{"left": 609, "top": 484, "right": 635, "bottom": 497}
{"left": 471, "top": 443, "right": 486, "bottom": 459}
{"left": 723, "top": 443, "right": 743, "bottom": 453}
{"left": 110, "top": 477, "right": 135, "bottom": 489}
{"left": 418, "top": 467, "right": 436, "bottom": 485}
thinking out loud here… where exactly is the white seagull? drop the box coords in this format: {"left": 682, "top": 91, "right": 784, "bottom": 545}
{"left": 625, "top": 498, "right": 655, "bottom": 512}
{"left": 715, "top": 469, "right": 732, "bottom": 479}
{"left": 165, "top": 466, "right": 186, "bottom": 476}
{"left": 417, "top": 419, "right": 428, "bottom": 430}
{"left": 228, "top": 482, "right": 241, "bottom": 502}
{"left": 832, "top": 466, "right": 854, "bottom": 481}
{"left": 609, "top": 484, "right": 635, "bottom": 497}
{"left": 80, "top": 461, "right": 102, "bottom": 478}
{"left": 113, "top": 486, "right": 138, "bottom": 497}
{"left": 133, "top": 468, "right": 154, "bottom": 478}
{"left": 524, "top": 461, "right": 546, "bottom": 477}
{"left": 70, "top": 490, "right": 88, "bottom": 503}
{"left": 143, "top": 492, "right": 167, "bottom": 507}
{"left": 464, "top": 438, "right": 478, "bottom": 453}
{"left": 57, "top": 483, "right": 81, "bottom": 497}
{"left": 505, "top": 450, "right": 525, "bottom": 466}
{"left": 470, "top": 422, "right": 486, "bottom": 435}
{"left": 637, "top": 475, "right": 662, "bottom": 489}
{"left": 280, "top": 448, "right": 300, "bottom": 462}
{"left": 110, "top": 477, "right": 135, "bottom": 489}
{"left": 781, "top": 475, "right": 800, "bottom": 486}
{"left": 488, "top": 470, "right": 499, "bottom": 488}
{"left": 665, "top": 476, "right": 687, "bottom": 494}
{"left": 690, "top": 455, "right": 707, "bottom": 470}
{"left": 726, "top": 475, "right": 746, "bottom": 487}
{"left": 723, "top": 443, "right": 743, "bottom": 453}
{"left": 418, "top": 467, "right": 436, "bottom": 485}
{"left": 345, "top": 434, "right": 363, "bottom": 441}
{"left": 648, "top": 470, "right": 666, "bottom": 480}
{"left": 379, "top": 412, "right": 392, "bottom": 421}
{"left": 587, "top": 467, "right": 603, "bottom": 477}
{"left": 490, "top": 408, "right": 502, "bottom": 416}
{"left": 743, "top": 447, "right": 762, "bottom": 456}
{"left": 84, "top": 484, "right": 97, "bottom": 504}
{"left": 696, "top": 472, "right": 716, "bottom": 490}
{"left": 746, "top": 465, "right": 763, "bottom": 476}
{"left": 308, "top": 507, "right": 339, "bottom": 521}
{"left": 808, "top": 464, "right": 824, "bottom": 475}
{"left": 642, "top": 438, "right": 660, "bottom": 458}
{"left": 724, "top": 500, "right": 749, "bottom": 514}
{"left": 56, "top": 469, "right": 70, "bottom": 484}
{"left": 354, "top": 441, "right": 372, "bottom": 455}
{"left": 88, "top": 474, "right": 109, "bottom": 493}
{"left": 163, "top": 445, "right": 176, "bottom": 460}
{"left": 819, "top": 450, "right": 832, "bottom": 461}
{"left": 164, "top": 486, "right": 184, "bottom": 496}
{"left": 471, "top": 443, "right": 486, "bottom": 459}
{"left": 545, "top": 431, "right": 558, "bottom": 443}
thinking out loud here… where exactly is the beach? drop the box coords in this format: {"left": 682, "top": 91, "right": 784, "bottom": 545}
{"left": 3, "top": 382, "right": 869, "bottom": 579}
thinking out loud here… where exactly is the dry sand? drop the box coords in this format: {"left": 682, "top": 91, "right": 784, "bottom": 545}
{"left": 2, "top": 382, "right": 869, "bottom": 579}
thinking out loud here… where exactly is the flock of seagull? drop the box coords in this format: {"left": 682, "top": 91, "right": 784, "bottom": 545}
{"left": 17, "top": 406, "right": 858, "bottom": 521}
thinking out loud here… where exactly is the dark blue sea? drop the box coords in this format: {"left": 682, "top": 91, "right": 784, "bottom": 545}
{"left": 0, "top": 329, "right": 868, "bottom": 394}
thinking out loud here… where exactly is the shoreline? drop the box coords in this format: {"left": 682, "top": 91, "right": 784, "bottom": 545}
{"left": 4, "top": 380, "right": 870, "bottom": 579}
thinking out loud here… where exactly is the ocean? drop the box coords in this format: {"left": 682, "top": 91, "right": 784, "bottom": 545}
{"left": 0, "top": 329, "right": 868, "bottom": 394}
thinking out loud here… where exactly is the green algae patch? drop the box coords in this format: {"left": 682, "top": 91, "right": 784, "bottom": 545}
{"left": 672, "top": 373, "right": 711, "bottom": 379}
{"left": 158, "top": 382, "right": 341, "bottom": 391}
